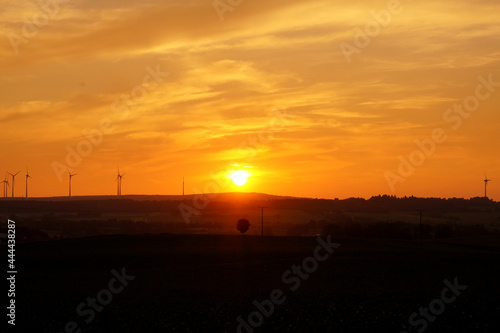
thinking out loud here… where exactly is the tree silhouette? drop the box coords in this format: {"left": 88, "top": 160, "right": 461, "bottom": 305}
{"left": 237, "top": 218, "right": 250, "bottom": 235}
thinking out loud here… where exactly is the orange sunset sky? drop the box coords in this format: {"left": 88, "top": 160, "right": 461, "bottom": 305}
{"left": 0, "top": 0, "right": 499, "bottom": 200}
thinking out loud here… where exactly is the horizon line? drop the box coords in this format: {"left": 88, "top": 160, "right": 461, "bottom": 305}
{"left": 0, "top": 192, "right": 497, "bottom": 203}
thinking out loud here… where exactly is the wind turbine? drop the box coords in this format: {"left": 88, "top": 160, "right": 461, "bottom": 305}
{"left": 1, "top": 175, "right": 9, "bottom": 198}
{"left": 7, "top": 171, "right": 20, "bottom": 198}
{"left": 484, "top": 173, "right": 492, "bottom": 198}
{"left": 25, "top": 168, "right": 32, "bottom": 198}
{"left": 116, "top": 169, "right": 125, "bottom": 196}
{"left": 68, "top": 169, "right": 77, "bottom": 197}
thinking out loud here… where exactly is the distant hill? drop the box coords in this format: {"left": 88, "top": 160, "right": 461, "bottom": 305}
{"left": 1, "top": 193, "right": 498, "bottom": 242}
{"left": 0, "top": 192, "right": 497, "bottom": 215}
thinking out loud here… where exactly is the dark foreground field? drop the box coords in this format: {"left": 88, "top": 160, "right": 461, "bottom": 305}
{"left": 11, "top": 234, "right": 500, "bottom": 332}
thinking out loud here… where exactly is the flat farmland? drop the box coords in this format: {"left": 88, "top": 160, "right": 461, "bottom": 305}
{"left": 13, "top": 233, "right": 500, "bottom": 332}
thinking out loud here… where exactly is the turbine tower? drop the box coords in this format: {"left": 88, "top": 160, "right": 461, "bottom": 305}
{"left": 2, "top": 175, "right": 9, "bottom": 198}
{"left": 484, "top": 173, "right": 492, "bottom": 198}
{"left": 116, "top": 169, "right": 125, "bottom": 196}
{"left": 25, "top": 168, "right": 32, "bottom": 198}
{"left": 68, "top": 169, "right": 77, "bottom": 197}
{"left": 7, "top": 171, "right": 20, "bottom": 198}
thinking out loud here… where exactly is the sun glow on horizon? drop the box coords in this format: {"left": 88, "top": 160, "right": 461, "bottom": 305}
{"left": 229, "top": 170, "right": 250, "bottom": 186}
{"left": 0, "top": 0, "right": 499, "bottom": 200}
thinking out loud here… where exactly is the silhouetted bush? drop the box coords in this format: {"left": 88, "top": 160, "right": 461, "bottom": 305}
{"left": 237, "top": 219, "right": 250, "bottom": 234}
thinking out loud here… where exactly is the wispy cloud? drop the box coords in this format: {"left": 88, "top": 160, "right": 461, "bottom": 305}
{"left": 0, "top": 0, "right": 499, "bottom": 199}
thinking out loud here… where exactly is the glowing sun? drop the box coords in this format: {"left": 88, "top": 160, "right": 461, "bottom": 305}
{"left": 229, "top": 170, "right": 250, "bottom": 186}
